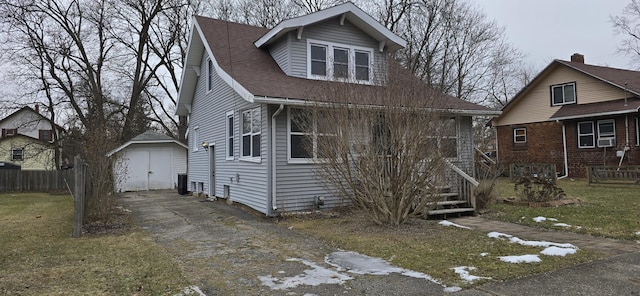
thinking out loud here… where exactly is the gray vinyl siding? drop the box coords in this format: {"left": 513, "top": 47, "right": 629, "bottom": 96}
{"left": 287, "top": 18, "right": 387, "bottom": 82}
{"left": 188, "top": 51, "right": 269, "bottom": 214}
{"left": 272, "top": 106, "right": 349, "bottom": 213}
{"left": 269, "top": 34, "right": 290, "bottom": 74}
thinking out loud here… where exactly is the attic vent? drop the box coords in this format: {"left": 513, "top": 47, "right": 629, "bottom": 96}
{"left": 571, "top": 53, "right": 584, "bottom": 63}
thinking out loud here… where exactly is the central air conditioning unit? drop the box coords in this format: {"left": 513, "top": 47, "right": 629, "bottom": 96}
{"left": 597, "top": 138, "right": 615, "bottom": 148}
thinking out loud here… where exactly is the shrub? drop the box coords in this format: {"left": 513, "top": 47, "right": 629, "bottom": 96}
{"left": 514, "top": 177, "right": 565, "bottom": 202}
{"left": 475, "top": 179, "right": 498, "bottom": 210}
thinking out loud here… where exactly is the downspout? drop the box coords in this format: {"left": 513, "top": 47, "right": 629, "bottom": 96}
{"left": 558, "top": 121, "right": 569, "bottom": 179}
{"left": 271, "top": 104, "right": 285, "bottom": 211}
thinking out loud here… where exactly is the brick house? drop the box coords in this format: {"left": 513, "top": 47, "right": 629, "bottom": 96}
{"left": 491, "top": 54, "right": 640, "bottom": 177}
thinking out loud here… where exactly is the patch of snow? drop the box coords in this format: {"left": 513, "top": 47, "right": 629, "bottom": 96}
{"left": 174, "top": 286, "right": 206, "bottom": 296}
{"left": 325, "top": 251, "right": 459, "bottom": 292}
{"left": 452, "top": 266, "right": 491, "bottom": 283}
{"left": 443, "top": 286, "right": 462, "bottom": 292}
{"left": 499, "top": 254, "right": 541, "bottom": 263}
{"left": 635, "top": 231, "right": 640, "bottom": 236}
{"left": 258, "top": 258, "right": 352, "bottom": 290}
{"left": 533, "top": 216, "right": 558, "bottom": 223}
{"left": 553, "top": 223, "right": 571, "bottom": 228}
{"left": 541, "top": 246, "right": 577, "bottom": 256}
{"left": 439, "top": 220, "right": 472, "bottom": 229}
{"left": 480, "top": 252, "right": 489, "bottom": 257}
{"left": 487, "top": 232, "right": 577, "bottom": 249}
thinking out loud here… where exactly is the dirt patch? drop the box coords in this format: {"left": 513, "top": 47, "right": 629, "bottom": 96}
{"left": 82, "top": 206, "right": 134, "bottom": 236}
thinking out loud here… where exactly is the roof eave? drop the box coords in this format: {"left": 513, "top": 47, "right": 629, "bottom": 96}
{"left": 254, "top": 96, "right": 501, "bottom": 116}
{"left": 254, "top": 3, "right": 406, "bottom": 51}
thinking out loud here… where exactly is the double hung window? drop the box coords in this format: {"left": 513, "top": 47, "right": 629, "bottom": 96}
{"left": 551, "top": 82, "right": 576, "bottom": 106}
{"left": 241, "top": 107, "right": 261, "bottom": 159}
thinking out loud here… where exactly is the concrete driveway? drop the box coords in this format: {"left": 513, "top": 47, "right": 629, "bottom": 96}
{"left": 119, "top": 190, "right": 640, "bottom": 296}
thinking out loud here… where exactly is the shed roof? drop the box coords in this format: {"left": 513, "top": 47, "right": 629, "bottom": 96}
{"left": 106, "top": 131, "right": 187, "bottom": 157}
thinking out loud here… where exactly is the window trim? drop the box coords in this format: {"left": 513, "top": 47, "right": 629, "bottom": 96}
{"left": 11, "top": 148, "right": 23, "bottom": 161}
{"left": 192, "top": 126, "right": 199, "bottom": 152}
{"left": 225, "top": 111, "right": 234, "bottom": 160}
{"left": 513, "top": 127, "right": 527, "bottom": 144}
{"left": 577, "top": 121, "right": 595, "bottom": 148}
{"left": 240, "top": 107, "right": 261, "bottom": 163}
{"left": 596, "top": 119, "right": 616, "bottom": 147}
{"left": 551, "top": 82, "right": 577, "bottom": 106}
{"left": 306, "top": 39, "right": 373, "bottom": 83}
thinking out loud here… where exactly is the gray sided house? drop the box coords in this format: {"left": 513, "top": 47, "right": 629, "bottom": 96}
{"left": 176, "top": 3, "right": 500, "bottom": 216}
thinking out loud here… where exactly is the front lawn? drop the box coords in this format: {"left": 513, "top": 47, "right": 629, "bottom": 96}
{"left": 0, "top": 193, "right": 189, "bottom": 295}
{"left": 486, "top": 178, "right": 640, "bottom": 240}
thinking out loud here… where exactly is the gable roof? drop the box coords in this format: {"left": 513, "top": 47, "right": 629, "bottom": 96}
{"left": 0, "top": 106, "right": 65, "bottom": 131}
{"left": 499, "top": 59, "right": 640, "bottom": 118}
{"left": 177, "top": 8, "right": 498, "bottom": 117}
{"left": 106, "top": 131, "right": 187, "bottom": 157}
{"left": 254, "top": 2, "right": 406, "bottom": 52}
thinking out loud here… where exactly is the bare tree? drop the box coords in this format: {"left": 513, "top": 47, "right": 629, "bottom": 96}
{"left": 611, "top": 0, "right": 640, "bottom": 68}
{"left": 294, "top": 63, "right": 456, "bottom": 226}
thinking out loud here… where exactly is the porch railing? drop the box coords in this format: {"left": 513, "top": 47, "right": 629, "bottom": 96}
{"left": 446, "top": 161, "right": 479, "bottom": 210}
{"left": 474, "top": 147, "right": 496, "bottom": 179}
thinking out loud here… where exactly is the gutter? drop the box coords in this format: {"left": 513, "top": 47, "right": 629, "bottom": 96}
{"left": 253, "top": 96, "right": 502, "bottom": 117}
{"left": 271, "top": 104, "right": 285, "bottom": 211}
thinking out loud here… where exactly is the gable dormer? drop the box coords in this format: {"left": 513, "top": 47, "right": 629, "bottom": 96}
{"left": 254, "top": 3, "right": 405, "bottom": 85}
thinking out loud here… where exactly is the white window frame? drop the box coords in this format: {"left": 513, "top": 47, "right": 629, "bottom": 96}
{"left": 207, "top": 58, "right": 213, "bottom": 92}
{"left": 513, "top": 127, "right": 527, "bottom": 144}
{"left": 11, "top": 148, "right": 23, "bottom": 161}
{"left": 192, "top": 126, "right": 199, "bottom": 152}
{"left": 306, "top": 39, "right": 373, "bottom": 84}
{"left": 240, "top": 107, "right": 261, "bottom": 162}
{"left": 427, "top": 117, "right": 458, "bottom": 159}
{"left": 6, "top": 129, "right": 16, "bottom": 136}
{"left": 287, "top": 108, "right": 336, "bottom": 163}
{"left": 226, "top": 111, "right": 234, "bottom": 160}
{"left": 597, "top": 119, "right": 616, "bottom": 147}
{"left": 551, "top": 82, "right": 576, "bottom": 106}
{"left": 577, "top": 121, "right": 595, "bottom": 148}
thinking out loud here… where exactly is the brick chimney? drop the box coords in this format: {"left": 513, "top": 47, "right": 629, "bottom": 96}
{"left": 571, "top": 53, "right": 584, "bottom": 63}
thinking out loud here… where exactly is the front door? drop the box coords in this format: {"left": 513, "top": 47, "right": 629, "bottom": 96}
{"left": 208, "top": 144, "right": 215, "bottom": 198}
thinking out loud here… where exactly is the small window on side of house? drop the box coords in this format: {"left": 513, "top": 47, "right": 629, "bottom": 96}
{"left": 355, "top": 51, "right": 370, "bottom": 81}
{"left": 207, "top": 58, "right": 213, "bottom": 91}
{"left": 11, "top": 148, "right": 23, "bottom": 161}
{"left": 39, "top": 129, "right": 53, "bottom": 141}
{"left": 551, "top": 82, "right": 576, "bottom": 106}
{"left": 226, "top": 111, "right": 234, "bottom": 160}
{"left": 513, "top": 128, "right": 526, "bottom": 144}
{"left": 577, "top": 121, "right": 595, "bottom": 148}
{"left": 192, "top": 127, "right": 199, "bottom": 152}
{"left": 333, "top": 47, "right": 349, "bottom": 79}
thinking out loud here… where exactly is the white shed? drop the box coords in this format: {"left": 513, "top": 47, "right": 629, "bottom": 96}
{"left": 107, "top": 131, "right": 187, "bottom": 192}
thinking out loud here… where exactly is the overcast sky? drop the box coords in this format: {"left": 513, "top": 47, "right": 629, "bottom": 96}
{"left": 476, "top": 0, "right": 633, "bottom": 71}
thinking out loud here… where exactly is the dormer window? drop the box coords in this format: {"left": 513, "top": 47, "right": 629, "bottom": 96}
{"left": 551, "top": 82, "right": 576, "bottom": 106}
{"left": 307, "top": 39, "right": 372, "bottom": 83}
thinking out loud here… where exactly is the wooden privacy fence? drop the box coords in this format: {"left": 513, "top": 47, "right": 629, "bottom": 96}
{"left": 510, "top": 163, "right": 557, "bottom": 183}
{"left": 0, "top": 169, "right": 74, "bottom": 192}
{"left": 588, "top": 165, "right": 640, "bottom": 186}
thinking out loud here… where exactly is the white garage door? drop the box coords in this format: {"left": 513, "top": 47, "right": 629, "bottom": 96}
{"left": 119, "top": 148, "right": 172, "bottom": 191}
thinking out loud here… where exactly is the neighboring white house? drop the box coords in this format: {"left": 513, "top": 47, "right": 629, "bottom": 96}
{"left": 176, "top": 3, "right": 500, "bottom": 216}
{"left": 107, "top": 131, "right": 187, "bottom": 192}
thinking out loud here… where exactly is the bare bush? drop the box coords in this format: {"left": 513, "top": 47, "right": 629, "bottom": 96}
{"left": 292, "top": 64, "right": 459, "bottom": 226}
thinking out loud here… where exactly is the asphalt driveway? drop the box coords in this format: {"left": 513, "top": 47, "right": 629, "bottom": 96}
{"left": 119, "top": 190, "right": 640, "bottom": 296}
